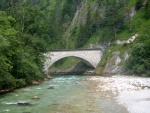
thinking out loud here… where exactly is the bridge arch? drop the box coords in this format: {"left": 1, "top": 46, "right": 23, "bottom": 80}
{"left": 50, "top": 55, "right": 95, "bottom": 68}
{"left": 43, "top": 49, "right": 103, "bottom": 74}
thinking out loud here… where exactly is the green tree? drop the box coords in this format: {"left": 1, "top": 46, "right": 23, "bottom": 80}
{"left": 0, "top": 11, "right": 18, "bottom": 90}
{"left": 125, "top": 35, "right": 150, "bottom": 76}
{"left": 145, "top": 0, "right": 150, "bottom": 19}
{"left": 104, "top": 0, "right": 125, "bottom": 39}
{"left": 135, "top": 0, "right": 143, "bottom": 10}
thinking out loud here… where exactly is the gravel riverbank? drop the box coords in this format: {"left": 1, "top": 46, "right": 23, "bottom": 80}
{"left": 89, "top": 75, "right": 150, "bottom": 113}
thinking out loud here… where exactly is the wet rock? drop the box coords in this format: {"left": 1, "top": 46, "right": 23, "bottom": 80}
{"left": 31, "top": 96, "right": 39, "bottom": 99}
{"left": 44, "top": 76, "right": 53, "bottom": 81}
{"left": 32, "top": 81, "right": 39, "bottom": 85}
{"left": 47, "top": 76, "right": 53, "bottom": 79}
{"left": 48, "top": 86, "right": 54, "bottom": 89}
{"left": 17, "top": 101, "right": 30, "bottom": 106}
{"left": 44, "top": 78, "right": 48, "bottom": 81}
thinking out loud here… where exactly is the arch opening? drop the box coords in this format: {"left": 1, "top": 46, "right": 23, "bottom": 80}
{"left": 48, "top": 56, "right": 95, "bottom": 75}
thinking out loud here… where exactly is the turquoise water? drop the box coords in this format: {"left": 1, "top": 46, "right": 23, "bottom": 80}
{"left": 0, "top": 75, "right": 128, "bottom": 113}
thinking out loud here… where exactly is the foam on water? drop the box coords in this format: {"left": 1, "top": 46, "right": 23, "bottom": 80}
{"left": 53, "top": 76, "right": 79, "bottom": 83}
{"left": 0, "top": 109, "right": 10, "bottom": 112}
{"left": 48, "top": 84, "right": 59, "bottom": 87}
{"left": 2, "top": 101, "right": 17, "bottom": 105}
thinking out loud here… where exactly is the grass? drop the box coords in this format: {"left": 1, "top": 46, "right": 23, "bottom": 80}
{"left": 128, "top": 0, "right": 137, "bottom": 8}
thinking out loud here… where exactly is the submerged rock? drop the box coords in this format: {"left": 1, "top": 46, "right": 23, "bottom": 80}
{"left": 48, "top": 86, "right": 54, "bottom": 89}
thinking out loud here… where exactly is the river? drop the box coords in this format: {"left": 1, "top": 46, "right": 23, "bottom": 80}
{"left": 0, "top": 75, "right": 150, "bottom": 113}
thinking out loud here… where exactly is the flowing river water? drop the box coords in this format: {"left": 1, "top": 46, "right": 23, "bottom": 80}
{"left": 0, "top": 75, "right": 150, "bottom": 113}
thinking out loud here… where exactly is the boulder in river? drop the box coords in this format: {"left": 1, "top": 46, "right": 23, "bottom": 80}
{"left": 31, "top": 96, "right": 39, "bottom": 99}
{"left": 48, "top": 86, "right": 54, "bottom": 89}
{"left": 17, "top": 101, "right": 30, "bottom": 106}
{"left": 32, "top": 81, "right": 39, "bottom": 85}
{"left": 44, "top": 76, "right": 53, "bottom": 81}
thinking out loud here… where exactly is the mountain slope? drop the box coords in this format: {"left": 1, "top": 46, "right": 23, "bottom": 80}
{"left": 59, "top": 0, "right": 150, "bottom": 76}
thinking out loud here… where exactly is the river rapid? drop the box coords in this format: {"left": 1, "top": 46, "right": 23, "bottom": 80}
{"left": 0, "top": 75, "right": 150, "bottom": 113}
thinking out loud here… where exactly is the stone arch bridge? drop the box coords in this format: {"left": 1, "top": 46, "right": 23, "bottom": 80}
{"left": 43, "top": 49, "right": 103, "bottom": 74}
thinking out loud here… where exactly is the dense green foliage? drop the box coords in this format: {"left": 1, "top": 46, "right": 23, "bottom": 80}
{"left": 0, "top": 8, "right": 47, "bottom": 90}
{"left": 69, "top": 0, "right": 129, "bottom": 48}
{"left": 0, "top": 0, "right": 150, "bottom": 90}
{"left": 125, "top": 31, "right": 150, "bottom": 77}
{"left": 124, "top": 0, "right": 150, "bottom": 77}
{"left": 0, "top": 0, "right": 83, "bottom": 91}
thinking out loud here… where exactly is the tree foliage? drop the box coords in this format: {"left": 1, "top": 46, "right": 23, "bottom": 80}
{"left": 0, "top": 0, "right": 59, "bottom": 90}
{"left": 0, "top": 0, "right": 150, "bottom": 90}
{"left": 0, "top": 0, "right": 82, "bottom": 91}
{"left": 125, "top": 33, "right": 150, "bottom": 76}
{"left": 74, "top": 0, "right": 128, "bottom": 48}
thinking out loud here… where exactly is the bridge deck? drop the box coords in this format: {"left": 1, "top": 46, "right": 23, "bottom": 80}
{"left": 49, "top": 48, "right": 102, "bottom": 52}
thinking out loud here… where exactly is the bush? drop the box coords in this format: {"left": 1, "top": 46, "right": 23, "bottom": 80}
{"left": 125, "top": 37, "right": 150, "bottom": 76}
{"left": 135, "top": 0, "right": 143, "bottom": 10}
{"left": 15, "top": 79, "right": 26, "bottom": 88}
{"left": 0, "top": 74, "right": 16, "bottom": 90}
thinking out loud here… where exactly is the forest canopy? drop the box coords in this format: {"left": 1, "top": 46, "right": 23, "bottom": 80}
{"left": 0, "top": 0, "right": 150, "bottom": 91}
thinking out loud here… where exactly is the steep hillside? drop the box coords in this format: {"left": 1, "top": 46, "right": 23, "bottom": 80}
{"left": 54, "top": 0, "right": 150, "bottom": 76}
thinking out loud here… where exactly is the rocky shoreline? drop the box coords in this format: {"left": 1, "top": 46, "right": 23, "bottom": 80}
{"left": 0, "top": 76, "right": 53, "bottom": 94}
{"left": 88, "top": 75, "right": 150, "bottom": 113}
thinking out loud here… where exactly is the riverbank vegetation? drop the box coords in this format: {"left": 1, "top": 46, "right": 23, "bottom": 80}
{"left": 0, "top": 0, "right": 150, "bottom": 91}
{"left": 0, "top": 0, "right": 83, "bottom": 91}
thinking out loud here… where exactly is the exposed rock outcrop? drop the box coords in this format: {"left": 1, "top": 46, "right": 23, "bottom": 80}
{"left": 104, "top": 51, "right": 123, "bottom": 74}
{"left": 102, "top": 51, "right": 129, "bottom": 74}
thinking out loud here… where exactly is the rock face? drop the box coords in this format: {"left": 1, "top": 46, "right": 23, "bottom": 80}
{"left": 123, "top": 51, "right": 129, "bottom": 60}
{"left": 103, "top": 33, "right": 138, "bottom": 75}
{"left": 104, "top": 51, "right": 123, "bottom": 74}
{"left": 116, "top": 33, "right": 139, "bottom": 45}
{"left": 103, "top": 51, "right": 129, "bottom": 74}
{"left": 126, "top": 34, "right": 138, "bottom": 44}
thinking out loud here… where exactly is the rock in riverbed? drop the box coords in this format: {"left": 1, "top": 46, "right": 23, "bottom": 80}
{"left": 48, "top": 86, "right": 54, "bottom": 89}
{"left": 17, "top": 101, "right": 30, "bottom": 106}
